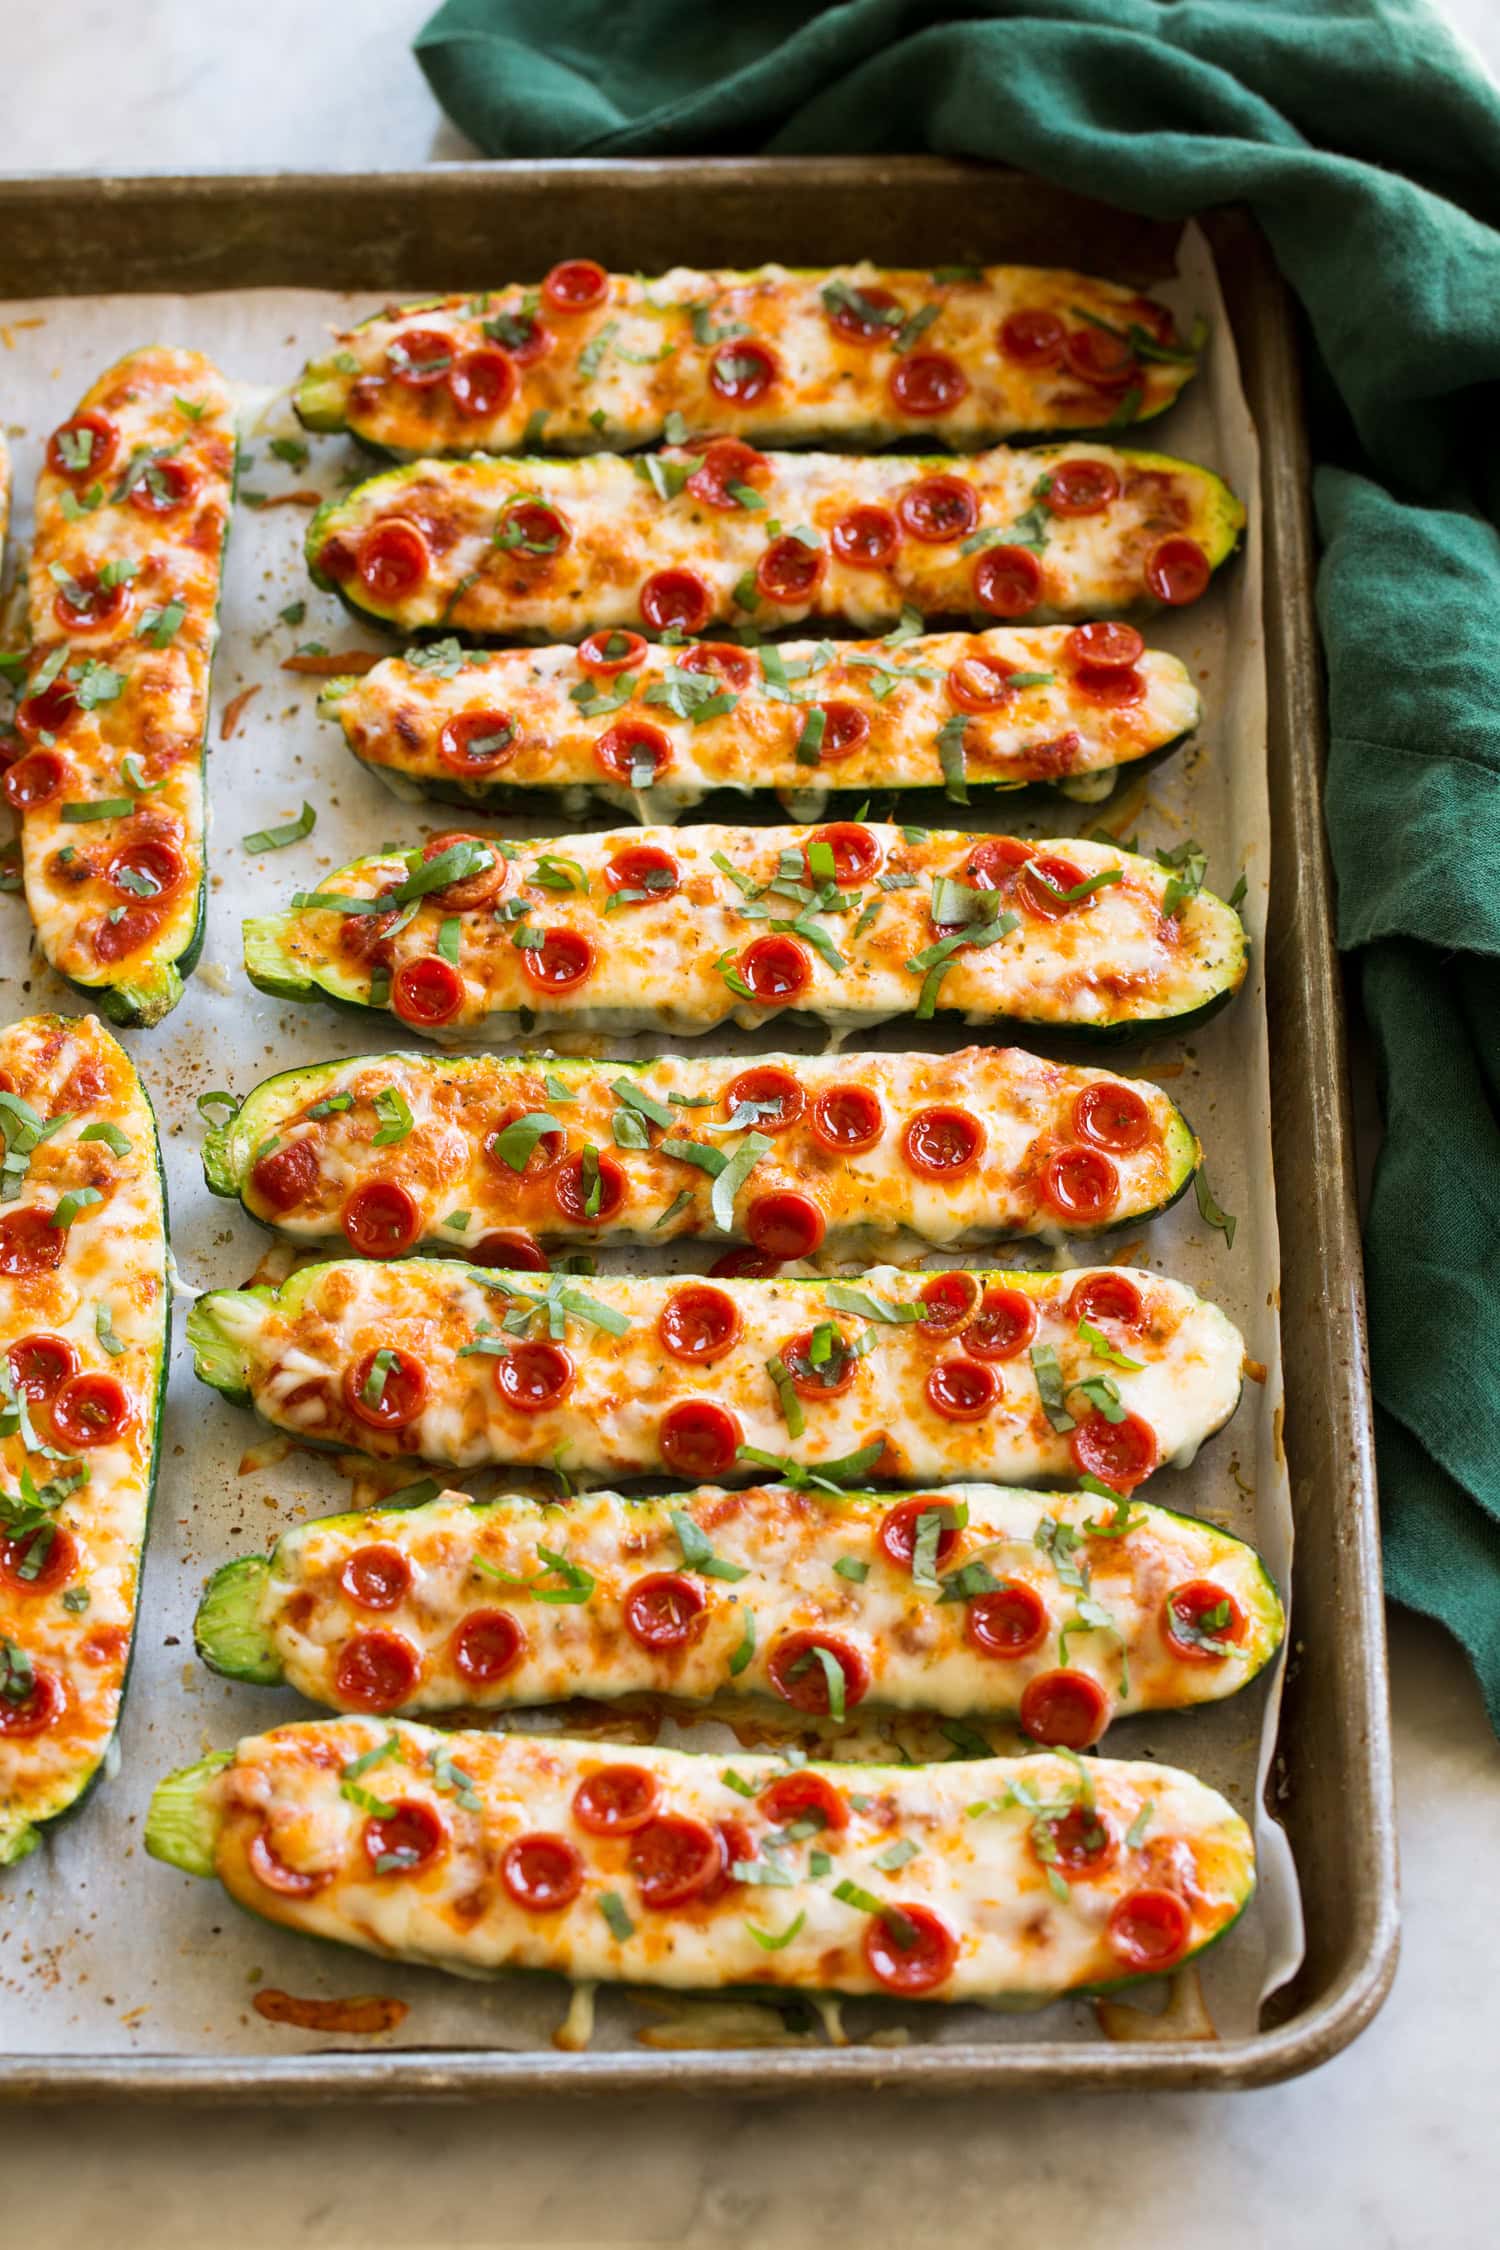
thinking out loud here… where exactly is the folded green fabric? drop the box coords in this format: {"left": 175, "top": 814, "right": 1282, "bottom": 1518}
{"left": 416, "top": 0, "right": 1500, "bottom": 1728}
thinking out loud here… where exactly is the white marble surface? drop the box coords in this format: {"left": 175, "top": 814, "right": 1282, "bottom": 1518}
{"left": 3, "top": 3, "right": 1499, "bottom": 2239}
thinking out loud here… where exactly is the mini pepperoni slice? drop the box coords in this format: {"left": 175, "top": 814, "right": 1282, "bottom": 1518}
{"left": 1067, "top": 1272, "right": 1146, "bottom": 1332}
{"left": 578, "top": 628, "right": 647, "bottom": 675}
{"left": 1019, "top": 1667, "right": 1110, "bottom": 1748}
{"left": 825, "top": 282, "right": 901, "bottom": 343}
{"left": 1042, "top": 1146, "right": 1120, "bottom": 1224}
{"left": 878, "top": 1497, "right": 961, "bottom": 1575}
{"left": 709, "top": 1247, "right": 781, "bottom": 1280}
{"left": 386, "top": 326, "right": 455, "bottom": 386}
{"left": 491, "top": 309, "right": 551, "bottom": 366}
{"left": 573, "top": 1763, "right": 659, "bottom": 1835}
{"left": 700, "top": 1821, "right": 753, "bottom": 1905}
{"left": 804, "top": 822, "right": 880, "bottom": 886}
{"left": 725, "top": 1065, "right": 805, "bottom": 1132}
{"left": 47, "top": 410, "right": 118, "bottom": 479}
{"left": 902, "top": 1106, "right": 985, "bottom": 1178}
{"left": 766, "top": 1630, "right": 870, "bottom": 1716}
{"left": 108, "top": 837, "right": 184, "bottom": 900}
{"left": 357, "top": 519, "right": 430, "bottom": 602}
{"left": 745, "top": 1191, "right": 825, "bottom": 1261}
{"left": 736, "top": 935, "right": 812, "bottom": 1005}
{"left": 127, "top": 457, "right": 197, "bottom": 516}
{"left": 1162, "top": 1580, "right": 1247, "bottom": 1662}
{"left": 964, "top": 835, "right": 1033, "bottom": 892}
{"left": 924, "top": 1358, "right": 998, "bottom": 1422}
{"left": 471, "top": 1230, "right": 549, "bottom": 1272}
{"left": 946, "top": 654, "right": 1017, "bottom": 714}
{"left": 1064, "top": 324, "right": 1138, "bottom": 389}
{"left": 1, "top": 1523, "right": 78, "bottom": 1596}
{"left": 393, "top": 956, "right": 465, "bottom": 1028}
{"left": 495, "top": 1339, "right": 574, "bottom": 1414}
{"left": 708, "top": 339, "right": 778, "bottom": 406}
{"left": 864, "top": 1904, "right": 956, "bottom": 1994}
{"left": 686, "top": 439, "right": 770, "bottom": 513}
{"left": 781, "top": 1325, "right": 858, "bottom": 1402}
{"left": 629, "top": 1815, "right": 724, "bottom": 1909}
{"left": 807, "top": 702, "right": 871, "bottom": 765}
{"left": 809, "top": 1083, "right": 884, "bottom": 1154}
{"left": 966, "top": 1580, "right": 1049, "bottom": 1659}
{"left": 659, "top": 1286, "right": 741, "bottom": 1363}
{"left": 496, "top": 499, "right": 570, "bottom": 565}
{"left": 341, "top": 1545, "right": 412, "bottom": 1612}
{"left": 918, "top": 1271, "right": 979, "bottom": 1333}
{"left": 16, "top": 678, "right": 79, "bottom": 744}
{"left": 486, "top": 1107, "right": 567, "bottom": 1182}
{"left": 8, "top": 1333, "right": 77, "bottom": 1402}
{"left": 1042, "top": 1804, "right": 1119, "bottom": 1878}
{"left": 831, "top": 505, "right": 899, "bottom": 568}
{"left": 758, "top": 1771, "right": 849, "bottom": 1834}
{"left": 452, "top": 1608, "right": 526, "bottom": 1683}
{"left": 248, "top": 1829, "right": 334, "bottom": 1897}
{"left": 1070, "top": 1410, "right": 1157, "bottom": 1492}
{"left": 0, "top": 1208, "right": 66, "bottom": 1278}
{"left": 1107, "top": 1887, "right": 1192, "bottom": 1974}
{"left": 973, "top": 545, "right": 1044, "bottom": 617}
{"left": 595, "top": 718, "right": 672, "bottom": 788}
{"left": 341, "top": 1180, "right": 422, "bottom": 1256}
{"left": 3, "top": 749, "right": 69, "bottom": 814}
{"left": 419, "top": 832, "right": 511, "bottom": 911}
{"left": 1017, "top": 854, "right": 1090, "bottom": 920}
{"left": 448, "top": 347, "right": 517, "bottom": 419}
{"left": 52, "top": 567, "right": 129, "bottom": 634}
{"left": 623, "top": 1572, "right": 707, "bottom": 1653}
{"left": 1144, "top": 536, "right": 1212, "bottom": 607}
{"left": 889, "top": 352, "right": 968, "bottom": 418}
{"left": 640, "top": 569, "right": 712, "bottom": 634}
{"left": 364, "top": 1800, "right": 447, "bottom": 1874}
{"left": 50, "top": 1373, "right": 131, "bottom": 1449}
{"left": 543, "top": 260, "right": 609, "bottom": 313}
{"left": 999, "top": 307, "right": 1065, "bottom": 365}
{"left": 345, "top": 1347, "right": 427, "bottom": 1431}
{"left": 0, "top": 1665, "right": 66, "bottom": 1738}
{"left": 898, "top": 475, "right": 980, "bottom": 544}
{"left": 964, "top": 1287, "right": 1038, "bottom": 1362}
{"left": 502, "top": 1833, "right": 583, "bottom": 1912}
{"left": 756, "top": 536, "right": 825, "bottom": 607}
{"left": 334, "top": 1630, "right": 420, "bottom": 1710}
{"left": 1067, "top": 621, "right": 1145, "bottom": 671}
{"left": 1077, "top": 663, "right": 1145, "bottom": 707}
{"left": 520, "top": 929, "right": 594, "bottom": 994}
{"left": 1046, "top": 459, "right": 1121, "bottom": 517}
{"left": 678, "top": 641, "right": 754, "bottom": 691}
{"left": 658, "top": 1400, "right": 741, "bottom": 1480}
{"left": 90, "top": 900, "right": 168, "bottom": 965}
{"left": 605, "top": 844, "right": 680, "bottom": 902}
{"left": 553, "top": 1150, "right": 626, "bottom": 1225}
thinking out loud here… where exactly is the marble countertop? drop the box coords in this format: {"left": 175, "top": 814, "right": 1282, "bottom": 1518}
{"left": 4, "top": 3, "right": 1498, "bottom": 2241}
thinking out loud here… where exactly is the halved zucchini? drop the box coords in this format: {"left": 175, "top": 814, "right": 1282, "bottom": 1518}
{"left": 0, "top": 1013, "right": 170, "bottom": 1867}
{"left": 8, "top": 350, "right": 234, "bottom": 1028}
{"left": 305, "top": 444, "right": 1244, "bottom": 641}
{"left": 200, "top": 1044, "right": 1200, "bottom": 1260}
{"left": 322, "top": 622, "right": 1199, "bottom": 820}
{"left": 147, "top": 1720, "right": 1255, "bottom": 2005}
{"left": 195, "top": 1479, "right": 1283, "bottom": 1730}
{"left": 240, "top": 824, "right": 1247, "bottom": 1047}
{"left": 185, "top": 1258, "right": 1244, "bottom": 1488}
{"left": 296, "top": 263, "right": 1199, "bottom": 457}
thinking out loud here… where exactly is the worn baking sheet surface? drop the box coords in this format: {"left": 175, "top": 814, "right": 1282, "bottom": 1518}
{"left": 0, "top": 223, "right": 1300, "bottom": 2065}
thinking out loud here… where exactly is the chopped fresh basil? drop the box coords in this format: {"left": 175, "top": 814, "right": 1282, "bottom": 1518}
{"left": 490, "top": 1111, "right": 560, "bottom": 1172}
{"left": 833, "top": 1556, "right": 870, "bottom": 1583}
{"left": 671, "top": 1508, "right": 749, "bottom": 1583}
{"left": 78, "top": 1121, "right": 131, "bottom": 1157}
{"left": 1194, "top": 1169, "right": 1238, "bottom": 1249}
{"left": 1077, "top": 1318, "right": 1143, "bottom": 1371}
{"left": 371, "top": 1086, "right": 414, "bottom": 1148}
{"left": 598, "top": 1891, "right": 634, "bottom": 1941}
{"left": 709, "top": 1130, "right": 771, "bottom": 1234}
{"left": 95, "top": 1302, "right": 126, "bottom": 1357}
{"left": 1030, "top": 1344, "right": 1077, "bottom": 1433}
{"left": 728, "top": 1606, "right": 757, "bottom": 1676}
{"left": 745, "top": 1910, "right": 806, "bottom": 1950}
{"left": 242, "top": 803, "right": 316, "bottom": 853}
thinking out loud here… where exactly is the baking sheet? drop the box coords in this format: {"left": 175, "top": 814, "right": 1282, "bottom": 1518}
{"left": 0, "top": 221, "right": 1300, "bottom": 2062}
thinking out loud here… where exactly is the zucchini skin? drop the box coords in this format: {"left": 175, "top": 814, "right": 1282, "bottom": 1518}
{"left": 199, "top": 1044, "right": 1201, "bottom": 1259}
{"left": 238, "top": 824, "right": 1249, "bottom": 1049}
{"left": 193, "top": 1480, "right": 1285, "bottom": 1722}
{"left": 0, "top": 1015, "right": 170, "bottom": 1867}
{"left": 146, "top": 1720, "right": 1256, "bottom": 2006}
{"left": 304, "top": 445, "right": 1245, "bottom": 642}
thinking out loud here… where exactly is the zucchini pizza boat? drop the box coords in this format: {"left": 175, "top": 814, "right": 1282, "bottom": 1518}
{"left": 295, "top": 261, "right": 1199, "bottom": 459}
{"left": 241, "top": 824, "right": 1247, "bottom": 1047}
{"left": 195, "top": 1479, "right": 1284, "bottom": 1742}
{"left": 305, "top": 443, "right": 1243, "bottom": 641}
{"left": 0, "top": 1014, "right": 169, "bottom": 1867}
{"left": 200, "top": 1045, "right": 1200, "bottom": 1265}
{"left": 3, "top": 349, "right": 234, "bottom": 1027}
{"left": 147, "top": 1721, "right": 1255, "bottom": 2006}
{"left": 185, "top": 1259, "right": 1244, "bottom": 1489}
{"left": 322, "top": 621, "right": 1199, "bottom": 819}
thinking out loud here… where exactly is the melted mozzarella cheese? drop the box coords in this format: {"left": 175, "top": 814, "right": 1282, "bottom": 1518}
{"left": 191, "top": 1260, "right": 1245, "bottom": 1483}
{"left": 327, "top": 625, "right": 1200, "bottom": 816}
{"left": 189, "top": 1720, "right": 1254, "bottom": 2003}
{"left": 299, "top": 263, "right": 1196, "bottom": 455}
{"left": 309, "top": 444, "right": 1242, "bottom": 637}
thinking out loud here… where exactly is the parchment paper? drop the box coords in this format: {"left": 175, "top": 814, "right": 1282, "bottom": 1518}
{"left": 0, "top": 223, "right": 1301, "bottom": 2062}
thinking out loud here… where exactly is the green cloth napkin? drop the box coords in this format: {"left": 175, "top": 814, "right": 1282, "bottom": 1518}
{"left": 416, "top": 0, "right": 1500, "bottom": 1730}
